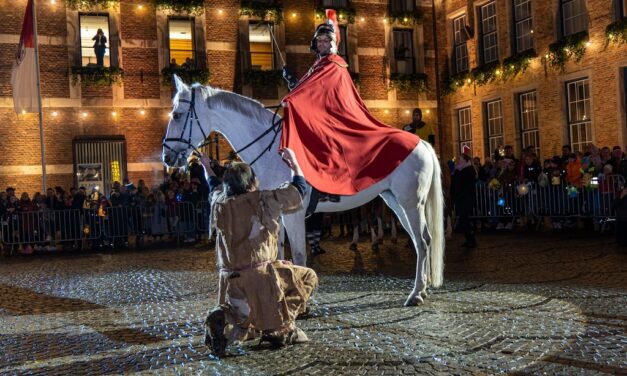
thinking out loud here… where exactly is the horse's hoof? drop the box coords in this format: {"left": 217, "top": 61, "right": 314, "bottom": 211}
{"left": 371, "top": 243, "right": 379, "bottom": 252}
{"left": 403, "top": 295, "right": 424, "bottom": 307}
{"left": 349, "top": 243, "right": 357, "bottom": 251}
{"left": 420, "top": 290, "right": 428, "bottom": 299}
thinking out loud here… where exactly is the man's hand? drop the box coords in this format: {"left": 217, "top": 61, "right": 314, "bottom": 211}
{"left": 282, "top": 65, "right": 298, "bottom": 91}
{"left": 197, "top": 152, "right": 216, "bottom": 178}
{"left": 281, "top": 148, "right": 303, "bottom": 177}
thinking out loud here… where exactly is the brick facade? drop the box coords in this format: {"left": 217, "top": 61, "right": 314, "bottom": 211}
{"left": 0, "top": 0, "right": 438, "bottom": 193}
{"left": 439, "top": 0, "right": 627, "bottom": 161}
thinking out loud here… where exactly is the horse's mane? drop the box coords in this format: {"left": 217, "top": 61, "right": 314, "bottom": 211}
{"left": 196, "top": 85, "right": 276, "bottom": 125}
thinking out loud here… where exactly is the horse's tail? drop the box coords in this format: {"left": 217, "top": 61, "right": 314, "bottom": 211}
{"left": 425, "top": 142, "right": 445, "bottom": 288}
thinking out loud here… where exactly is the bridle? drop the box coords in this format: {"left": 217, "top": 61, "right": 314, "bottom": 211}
{"left": 162, "top": 87, "right": 283, "bottom": 166}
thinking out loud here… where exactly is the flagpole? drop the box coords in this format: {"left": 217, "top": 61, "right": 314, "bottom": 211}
{"left": 31, "top": 0, "right": 47, "bottom": 190}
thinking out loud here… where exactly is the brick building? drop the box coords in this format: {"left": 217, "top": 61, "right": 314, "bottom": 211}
{"left": 0, "top": 0, "right": 439, "bottom": 194}
{"left": 437, "top": 0, "right": 627, "bottom": 161}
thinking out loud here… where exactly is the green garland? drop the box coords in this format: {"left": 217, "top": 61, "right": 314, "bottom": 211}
{"left": 470, "top": 60, "right": 500, "bottom": 86}
{"left": 65, "top": 0, "right": 118, "bottom": 10}
{"left": 154, "top": 0, "right": 204, "bottom": 15}
{"left": 66, "top": 0, "right": 203, "bottom": 13}
{"left": 501, "top": 49, "right": 536, "bottom": 80}
{"left": 387, "top": 7, "right": 423, "bottom": 25}
{"left": 240, "top": 1, "right": 284, "bottom": 24}
{"left": 547, "top": 31, "right": 588, "bottom": 72}
{"left": 161, "top": 66, "right": 210, "bottom": 86}
{"left": 443, "top": 71, "right": 470, "bottom": 96}
{"left": 389, "top": 72, "right": 428, "bottom": 94}
{"left": 315, "top": 6, "right": 357, "bottom": 24}
{"left": 605, "top": 18, "right": 627, "bottom": 47}
{"left": 71, "top": 66, "right": 124, "bottom": 87}
{"left": 244, "top": 69, "right": 284, "bottom": 87}
{"left": 443, "top": 50, "right": 536, "bottom": 95}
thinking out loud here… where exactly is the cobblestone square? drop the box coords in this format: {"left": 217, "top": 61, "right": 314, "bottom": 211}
{"left": 0, "top": 231, "right": 625, "bottom": 375}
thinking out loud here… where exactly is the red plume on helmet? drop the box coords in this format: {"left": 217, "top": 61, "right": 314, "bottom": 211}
{"left": 325, "top": 9, "right": 341, "bottom": 47}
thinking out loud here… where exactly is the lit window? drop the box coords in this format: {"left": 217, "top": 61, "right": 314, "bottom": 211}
{"left": 513, "top": 0, "right": 533, "bottom": 53}
{"left": 249, "top": 22, "right": 274, "bottom": 71}
{"left": 566, "top": 78, "right": 592, "bottom": 152}
{"left": 480, "top": 2, "right": 499, "bottom": 64}
{"left": 518, "top": 91, "right": 540, "bottom": 157}
{"left": 79, "top": 14, "right": 110, "bottom": 67}
{"left": 485, "top": 100, "right": 504, "bottom": 157}
{"left": 168, "top": 18, "right": 196, "bottom": 68}
{"left": 561, "top": 0, "right": 588, "bottom": 36}
{"left": 457, "top": 107, "right": 473, "bottom": 155}
{"left": 453, "top": 15, "right": 469, "bottom": 73}
{"left": 393, "top": 29, "right": 414, "bottom": 74}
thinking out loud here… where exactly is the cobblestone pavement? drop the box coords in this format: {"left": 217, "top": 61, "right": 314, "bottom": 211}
{"left": 0, "top": 230, "right": 625, "bottom": 375}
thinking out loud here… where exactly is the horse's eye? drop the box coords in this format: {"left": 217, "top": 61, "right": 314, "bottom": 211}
{"left": 173, "top": 113, "right": 181, "bottom": 120}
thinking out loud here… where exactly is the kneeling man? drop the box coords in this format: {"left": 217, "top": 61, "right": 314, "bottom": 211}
{"left": 199, "top": 149, "right": 318, "bottom": 357}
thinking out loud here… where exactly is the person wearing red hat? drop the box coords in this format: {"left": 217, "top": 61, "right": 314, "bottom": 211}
{"left": 280, "top": 10, "right": 420, "bottom": 217}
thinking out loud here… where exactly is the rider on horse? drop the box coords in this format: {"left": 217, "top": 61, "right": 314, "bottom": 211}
{"left": 280, "top": 10, "right": 420, "bottom": 215}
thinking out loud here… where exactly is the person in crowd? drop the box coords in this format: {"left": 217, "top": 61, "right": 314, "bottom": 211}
{"left": 200, "top": 148, "right": 318, "bottom": 357}
{"left": 495, "top": 158, "right": 517, "bottom": 230}
{"left": 403, "top": 108, "right": 436, "bottom": 146}
{"left": 92, "top": 28, "right": 107, "bottom": 66}
{"left": 612, "top": 187, "right": 627, "bottom": 246}
{"left": 451, "top": 145, "right": 477, "bottom": 247}
{"left": 150, "top": 189, "right": 168, "bottom": 240}
{"left": 561, "top": 145, "right": 572, "bottom": 166}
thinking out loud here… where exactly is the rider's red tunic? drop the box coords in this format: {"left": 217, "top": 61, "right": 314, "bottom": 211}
{"left": 280, "top": 54, "right": 420, "bottom": 195}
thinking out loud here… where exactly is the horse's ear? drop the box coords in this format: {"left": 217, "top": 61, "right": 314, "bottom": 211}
{"left": 173, "top": 74, "right": 188, "bottom": 93}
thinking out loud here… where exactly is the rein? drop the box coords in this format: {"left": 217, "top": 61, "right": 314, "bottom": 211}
{"left": 163, "top": 87, "right": 283, "bottom": 166}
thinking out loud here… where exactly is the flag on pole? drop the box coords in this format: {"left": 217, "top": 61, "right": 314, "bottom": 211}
{"left": 11, "top": 0, "right": 38, "bottom": 114}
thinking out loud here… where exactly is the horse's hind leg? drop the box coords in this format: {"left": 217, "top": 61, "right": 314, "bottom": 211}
{"left": 380, "top": 192, "right": 428, "bottom": 306}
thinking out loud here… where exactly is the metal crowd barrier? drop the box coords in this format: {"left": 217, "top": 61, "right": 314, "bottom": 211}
{"left": 471, "top": 174, "right": 625, "bottom": 221}
{"left": 0, "top": 201, "right": 208, "bottom": 255}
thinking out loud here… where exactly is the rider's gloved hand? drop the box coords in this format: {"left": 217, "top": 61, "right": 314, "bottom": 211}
{"left": 282, "top": 65, "right": 298, "bottom": 91}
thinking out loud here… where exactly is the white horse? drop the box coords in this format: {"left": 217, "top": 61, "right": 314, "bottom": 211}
{"left": 162, "top": 76, "right": 444, "bottom": 306}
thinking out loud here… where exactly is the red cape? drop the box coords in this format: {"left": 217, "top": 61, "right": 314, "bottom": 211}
{"left": 280, "top": 54, "right": 420, "bottom": 195}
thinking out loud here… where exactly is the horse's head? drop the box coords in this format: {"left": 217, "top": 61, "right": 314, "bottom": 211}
{"left": 162, "top": 75, "right": 218, "bottom": 168}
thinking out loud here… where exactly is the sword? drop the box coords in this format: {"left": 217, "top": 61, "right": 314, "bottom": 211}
{"left": 267, "top": 24, "right": 286, "bottom": 67}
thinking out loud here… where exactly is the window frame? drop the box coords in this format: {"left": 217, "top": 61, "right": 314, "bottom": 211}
{"left": 452, "top": 15, "right": 469, "bottom": 74}
{"left": 78, "top": 12, "right": 111, "bottom": 67}
{"left": 393, "top": 29, "right": 415, "bottom": 74}
{"left": 517, "top": 90, "right": 540, "bottom": 157}
{"left": 167, "top": 17, "right": 197, "bottom": 68}
{"left": 479, "top": 1, "right": 499, "bottom": 65}
{"left": 248, "top": 21, "right": 275, "bottom": 71}
{"left": 321, "top": 0, "right": 349, "bottom": 7}
{"left": 458, "top": 107, "right": 473, "bottom": 155}
{"left": 512, "top": 0, "right": 534, "bottom": 54}
{"left": 338, "top": 25, "right": 349, "bottom": 67}
{"left": 390, "top": 0, "right": 415, "bottom": 13}
{"left": 565, "top": 77, "right": 593, "bottom": 152}
{"left": 560, "top": 0, "right": 588, "bottom": 37}
{"left": 484, "top": 99, "right": 504, "bottom": 158}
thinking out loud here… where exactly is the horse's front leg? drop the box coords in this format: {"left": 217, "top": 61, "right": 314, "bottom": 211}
{"left": 281, "top": 210, "right": 307, "bottom": 266}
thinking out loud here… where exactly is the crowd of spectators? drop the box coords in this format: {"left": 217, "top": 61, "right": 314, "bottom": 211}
{"left": 0, "top": 158, "right": 228, "bottom": 253}
{"left": 464, "top": 143, "right": 627, "bottom": 231}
